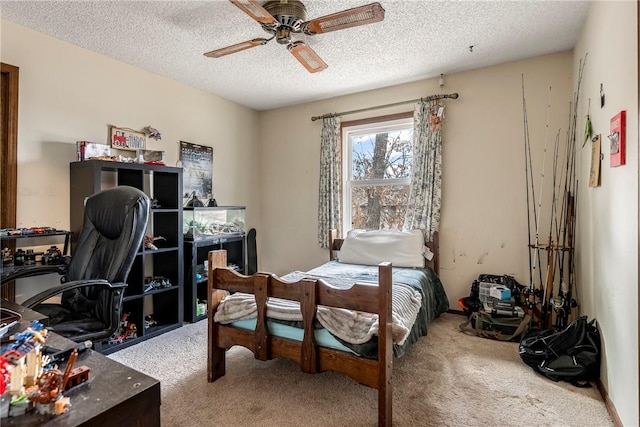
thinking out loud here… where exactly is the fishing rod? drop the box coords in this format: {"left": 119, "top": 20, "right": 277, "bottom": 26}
{"left": 541, "top": 129, "right": 562, "bottom": 329}
{"left": 522, "top": 75, "right": 535, "bottom": 306}
{"left": 566, "top": 182, "right": 579, "bottom": 325}
{"left": 521, "top": 75, "right": 544, "bottom": 322}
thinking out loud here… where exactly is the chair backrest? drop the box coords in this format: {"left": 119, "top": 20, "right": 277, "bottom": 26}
{"left": 66, "top": 186, "right": 150, "bottom": 283}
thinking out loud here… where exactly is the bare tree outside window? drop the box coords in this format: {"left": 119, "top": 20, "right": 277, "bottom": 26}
{"left": 345, "top": 118, "right": 413, "bottom": 231}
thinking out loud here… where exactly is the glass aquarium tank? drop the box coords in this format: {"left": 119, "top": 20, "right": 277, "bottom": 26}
{"left": 183, "top": 206, "right": 246, "bottom": 241}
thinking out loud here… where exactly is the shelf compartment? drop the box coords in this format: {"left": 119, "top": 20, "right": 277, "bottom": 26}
{"left": 151, "top": 211, "right": 180, "bottom": 248}
{"left": 152, "top": 251, "right": 181, "bottom": 288}
{"left": 183, "top": 236, "right": 245, "bottom": 323}
{"left": 125, "top": 255, "right": 145, "bottom": 296}
{"left": 144, "top": 288, "right": 180, "bottom": 328}
{"left": 153, "top": 172, "right": 181, "bottom": 209}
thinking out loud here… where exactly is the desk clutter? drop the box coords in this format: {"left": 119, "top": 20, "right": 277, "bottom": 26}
{"left": 0, "top": 317, "right": 90, "bottom": 419}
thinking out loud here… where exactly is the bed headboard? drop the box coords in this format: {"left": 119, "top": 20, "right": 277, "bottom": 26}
{"left": 328, "top": 229, "right": 440, "bottom": 275}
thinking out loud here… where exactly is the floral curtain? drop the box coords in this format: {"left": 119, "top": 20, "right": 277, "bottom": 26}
{"left": 403, "top": 99, "right": 443, "bottom": 239}
{"left": 317, "top": 116, "right": 342, "bottom": 248}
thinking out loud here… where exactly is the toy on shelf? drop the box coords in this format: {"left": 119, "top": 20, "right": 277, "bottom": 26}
{"left": 143, "top": 235, "right": 166, "bottom": 251}
{"left": 0, "top": 227, "right": 59, "bottom": 237}
{"left": 108, "top": 313, "right": 138, "bottom": 345}
{"left": 144, "top": 276, "right": 173, "bottom": 293}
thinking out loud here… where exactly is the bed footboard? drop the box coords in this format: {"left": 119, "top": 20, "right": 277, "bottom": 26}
{"left": 207, "top": 249, "right": 393, "bottom": 426}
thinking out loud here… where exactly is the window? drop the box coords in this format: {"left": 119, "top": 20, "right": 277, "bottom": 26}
{"left": 342, "top": 113, "right": 413, "bottom": 233}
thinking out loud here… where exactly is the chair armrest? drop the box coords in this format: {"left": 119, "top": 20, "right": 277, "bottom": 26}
{"left": 22, "top": 280, "right": 127, "bottom": 309}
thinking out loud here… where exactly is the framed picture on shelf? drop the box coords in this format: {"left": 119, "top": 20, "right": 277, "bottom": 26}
{"left": 180, "top": 141, "right": 213, "bottom": 207}
{"left": 110, "top": 126, "right": 146, "bottom": 151}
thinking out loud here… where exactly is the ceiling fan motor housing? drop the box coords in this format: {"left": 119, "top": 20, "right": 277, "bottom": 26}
{"left": 263, "top": 0, "right": 307, "bottom": 43}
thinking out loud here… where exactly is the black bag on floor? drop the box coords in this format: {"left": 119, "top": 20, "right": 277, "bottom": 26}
{"left": 459, "top": 310, "right": 531, "bottom": 342}
{"left": 518, "top": 316, "right": 601, "bottom": 387}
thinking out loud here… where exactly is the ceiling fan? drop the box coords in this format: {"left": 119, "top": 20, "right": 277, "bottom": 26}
{"left": 204, "top": 0, "right": 385, "bottom": 73}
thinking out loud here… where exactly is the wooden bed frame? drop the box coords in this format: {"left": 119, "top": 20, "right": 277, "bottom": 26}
{"left": 207, "top": 230, "right": 439, "bottom": 427}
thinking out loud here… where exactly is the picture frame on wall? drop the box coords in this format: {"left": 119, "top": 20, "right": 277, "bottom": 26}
{"left": 609, "top": 110, "right": 626, "bottom": 167}
{"left": 180, "top": 141, "right": 213, "bottom": 207}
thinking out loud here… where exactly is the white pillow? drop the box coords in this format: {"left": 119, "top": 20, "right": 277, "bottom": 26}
{"left": 338, "top": 229, "right": 425, "bottom": 268}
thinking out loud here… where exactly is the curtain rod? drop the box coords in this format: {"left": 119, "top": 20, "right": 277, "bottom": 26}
{"left": 310, "top": 92, "right": 459, "bottom": 122}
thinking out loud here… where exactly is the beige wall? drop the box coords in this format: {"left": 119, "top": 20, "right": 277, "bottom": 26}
{"left": 1, "top": 21, "right": 261, "bottom": 301}
{"left": 258, "top": 53, "right": 573, "bottom": 313}
{"left": 573, "top": 1, "right": 638, "bottom": 425}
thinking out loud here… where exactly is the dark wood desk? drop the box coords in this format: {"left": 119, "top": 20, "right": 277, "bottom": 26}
{"left": 1, "top": 300, "right": 160, "bottom": 426}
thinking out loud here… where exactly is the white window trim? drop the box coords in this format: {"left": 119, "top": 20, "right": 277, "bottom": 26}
{"left": 342, "top": 116, "right": 413, "bottom": 235}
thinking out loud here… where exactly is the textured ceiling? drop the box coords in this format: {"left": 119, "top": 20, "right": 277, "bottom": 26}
{"left": 0, "top": 1, "right": 590, "bottom": 111}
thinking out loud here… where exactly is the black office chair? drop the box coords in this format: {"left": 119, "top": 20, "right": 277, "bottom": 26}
{"left": 23, "top": 186, "right": 149, "bottom": 343}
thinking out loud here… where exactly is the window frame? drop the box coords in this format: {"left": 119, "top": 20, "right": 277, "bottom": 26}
{"left": 340, "top": 111, "right": 414, "bottom": 235}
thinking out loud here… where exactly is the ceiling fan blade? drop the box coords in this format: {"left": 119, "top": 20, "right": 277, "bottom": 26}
{"left": 204, "top": 38, "right": 269, "bottom": 58}
{"left": 303, "top": 2, "right": 385, "bottom": 35}
{"left": 230, "top": 0, "right": 277, "bottom": 25}
{"left": 288, "top": 41, "right": 328, "bottom": 73}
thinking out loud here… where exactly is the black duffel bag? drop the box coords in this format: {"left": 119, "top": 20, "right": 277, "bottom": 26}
{"left": 518, "top": 315, "right": 601, "bottom": 387}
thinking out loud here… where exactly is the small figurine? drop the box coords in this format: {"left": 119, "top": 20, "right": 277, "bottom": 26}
{"left": 2, "top": 247, "right": 12, "bottom": 264}
{"left": 144, "top": 235, "right": 166, "bottom": 251}
{"left": 144, "top": 126, "right": 162, "bottom": 141}
{"left": 125, "top": 322, "right": 137, "bottom": 340}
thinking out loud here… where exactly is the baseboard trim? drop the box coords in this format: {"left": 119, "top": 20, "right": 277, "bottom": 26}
{"left": 596, "top": 380, "right": 622, "bottom": 427}
{"left": 447, "top": 308, "right": 466, "bottom": 316}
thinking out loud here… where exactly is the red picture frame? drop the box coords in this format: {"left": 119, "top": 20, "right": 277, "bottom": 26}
{"left": 609, "top": 110, "right": 626, "bottom": 167}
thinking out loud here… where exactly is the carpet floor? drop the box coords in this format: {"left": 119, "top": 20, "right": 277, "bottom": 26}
{"left": 108, "top": 313, "right": 612, "bottom": 426}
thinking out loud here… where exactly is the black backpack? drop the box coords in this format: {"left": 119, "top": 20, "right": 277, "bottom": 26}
{"left": 518, "top": 316, "right": 601, "bottom": 387}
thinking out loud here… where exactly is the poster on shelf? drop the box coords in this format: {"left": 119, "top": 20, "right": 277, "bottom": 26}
{"left": 180, "top": 141, "right": 213, "bottom": 206}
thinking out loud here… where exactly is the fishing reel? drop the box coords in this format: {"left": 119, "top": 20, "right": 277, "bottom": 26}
{"left": 521, "top": 287, "right": 543, "bottom": 309}
{"left": 552, "top": 297, "right": 579, "bottom": 329}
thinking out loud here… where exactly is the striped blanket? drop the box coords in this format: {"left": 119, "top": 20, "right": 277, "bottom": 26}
{"left": 213, "top": 271, "right": 422, "bottom": 346}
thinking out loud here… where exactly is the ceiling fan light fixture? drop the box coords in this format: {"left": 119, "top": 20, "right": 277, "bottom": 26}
{"left": 276, "top": 27, "right": 292, "bottom": 44}
{"left": 303, "top": 2, "right": 385, "bottom": 34}
{"left": 230, "top": 0, "right": 276, "bottom": 24}
{"left": 289, "top": 41, "right": 328, "bottom": 73}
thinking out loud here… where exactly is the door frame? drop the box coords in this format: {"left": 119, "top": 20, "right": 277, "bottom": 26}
{"left": 1, "top": 62, "right": 19, "bottom": 301}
